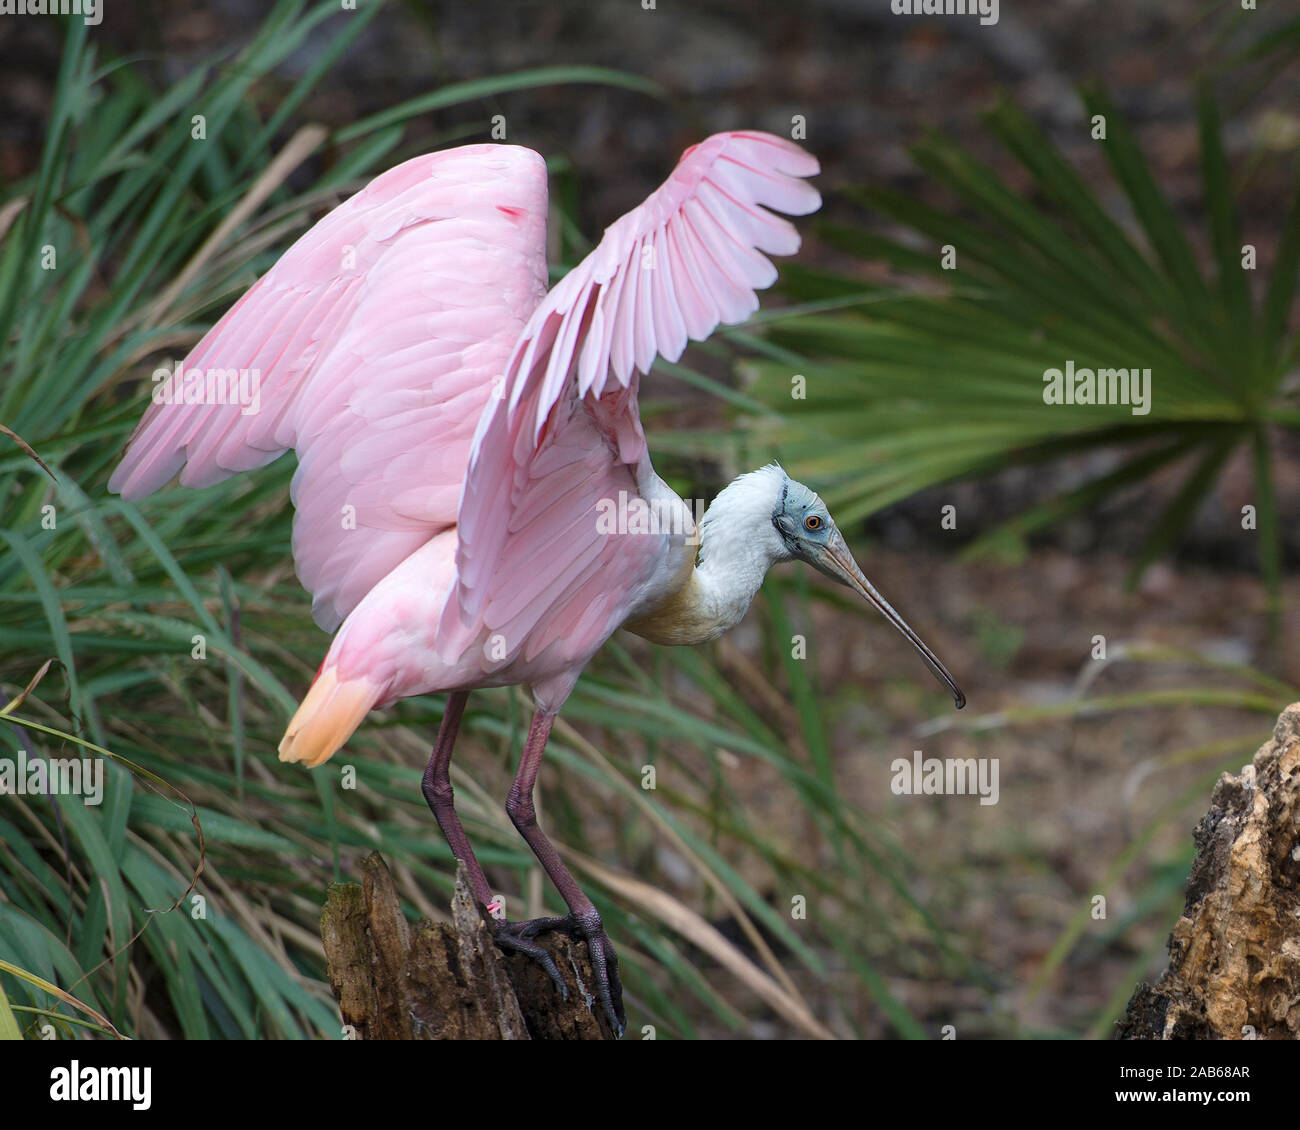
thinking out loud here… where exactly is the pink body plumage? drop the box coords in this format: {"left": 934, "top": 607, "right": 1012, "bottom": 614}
{"left": 110, "top": 132, "right": 822, "bottom": 767}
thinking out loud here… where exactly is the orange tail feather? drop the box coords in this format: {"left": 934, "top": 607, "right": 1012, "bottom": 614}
{"left": 278, "top": 667, "right": 382, "bottom": 768}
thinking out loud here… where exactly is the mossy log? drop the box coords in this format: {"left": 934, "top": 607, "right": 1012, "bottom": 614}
{"left": 1117, "top": 703, "right": 1300, "bottom": 1039}
{"left": 320, "top": 852, "right": 617, "bottom": 1040}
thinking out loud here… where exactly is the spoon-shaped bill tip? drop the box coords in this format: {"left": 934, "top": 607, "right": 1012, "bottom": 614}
{"left": 817, "top": 534, "right": 966, "bottom": 710}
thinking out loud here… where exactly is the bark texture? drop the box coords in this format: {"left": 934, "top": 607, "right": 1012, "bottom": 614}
{"left": 320, "top": 852, "right": 616, "bottom": 1040}
{"left": 1117, "top": 703, "right": 1300, "bottom": 1039}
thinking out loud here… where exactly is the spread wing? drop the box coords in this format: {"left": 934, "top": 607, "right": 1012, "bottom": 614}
{"left": 442, "top": 131, "right": 820, "bottom": 674}
{"left": 110, "top": 144, "right": 549, "bottom": 631}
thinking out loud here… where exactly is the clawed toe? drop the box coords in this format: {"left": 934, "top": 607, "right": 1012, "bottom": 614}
{"left": 488, "top": 909, "right": 625, "bottom": 1036}
{"left": 581, "top": 921, "right": 626, "bottom": 1037}
{"left": 490, "top": 917, "right": 569, "bottom": 999}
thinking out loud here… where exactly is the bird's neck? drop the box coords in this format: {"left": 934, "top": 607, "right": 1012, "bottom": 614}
{"left": 622, "top": 496, "right": 785, "bottom": 646}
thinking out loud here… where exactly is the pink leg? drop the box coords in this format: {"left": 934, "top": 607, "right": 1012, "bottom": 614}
{"left": 422, "top": 695, "right": 596, "bottom": 1011}
{"left": 501, "top": 709, "right": 625, "bottom": 1035}
{"left": 420, "top": 692, "right": 494, "bottom": 907}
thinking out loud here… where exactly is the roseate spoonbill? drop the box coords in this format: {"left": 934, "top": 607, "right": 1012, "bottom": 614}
{"left": 110, "top": 131, "right": 965, "bottom": 1035}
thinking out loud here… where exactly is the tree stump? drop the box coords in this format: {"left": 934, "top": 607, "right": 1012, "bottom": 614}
{"left": 321, "top": 852, "right": 618, "bottom": 1040}
{"left": 1117, "top": 703, "right": 1300, "bottom": 1039}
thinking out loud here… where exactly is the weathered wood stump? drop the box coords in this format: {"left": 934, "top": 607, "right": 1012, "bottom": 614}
{"left": 1117, "top": 703, "right": 1300, "bottom": 1039}
{"left": 321, "top": 852, "right": 618, "bottom": 1039}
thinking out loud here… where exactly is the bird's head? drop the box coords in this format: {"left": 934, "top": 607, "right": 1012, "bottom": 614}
{"left": 764, "top": 469, "right": 966, "bottom": 709}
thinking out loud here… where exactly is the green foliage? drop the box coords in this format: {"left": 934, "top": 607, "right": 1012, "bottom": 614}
{"left": 746, "top": 86, "right": 1299, "bottom": 610}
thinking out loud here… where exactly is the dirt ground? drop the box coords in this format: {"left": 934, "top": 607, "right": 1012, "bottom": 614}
{"left": 601, "top": 543, "right": 1298, "bottom": 1038}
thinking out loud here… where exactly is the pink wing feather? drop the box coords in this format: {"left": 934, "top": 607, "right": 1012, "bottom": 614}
{"left": 110, "top": 144, "right": 549, "bottom": 631}
{"left": 443, "top": 131, "right": 820, "bottom": 677}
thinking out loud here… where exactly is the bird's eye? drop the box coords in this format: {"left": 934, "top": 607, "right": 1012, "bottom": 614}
{"left": 804, "top": 515, "right": 823, "bottom": 531}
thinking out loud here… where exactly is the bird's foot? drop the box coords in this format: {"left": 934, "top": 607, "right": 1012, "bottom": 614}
{"left": 488, "top": 910, "right": 626, "bottom": 1037}
{"left": 488, "top": 914, "right": 572, "bottom": 1000}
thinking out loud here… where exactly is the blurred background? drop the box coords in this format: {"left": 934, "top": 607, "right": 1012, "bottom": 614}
{"left": 0, "top": 0, "right": 1297, "bottom": 1039}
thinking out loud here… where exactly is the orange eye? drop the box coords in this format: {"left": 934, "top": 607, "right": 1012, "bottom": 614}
{"left": 804, "top": 515, "right": 822, "bottom": 531}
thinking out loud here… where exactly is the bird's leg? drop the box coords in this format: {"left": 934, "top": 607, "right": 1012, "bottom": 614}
{"left": 498, "top": 709, "right": 626, "bottom": 1036}
{"left": 421, "top": 692, "right": 570, "bottom": 992}
{"left": 420, "top": 691, "right": 498, "bottom": 908}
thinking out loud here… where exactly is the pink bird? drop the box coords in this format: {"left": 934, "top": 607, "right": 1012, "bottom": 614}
{"left": 110, "top": 131, "right": 964, "bottom": 1035}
